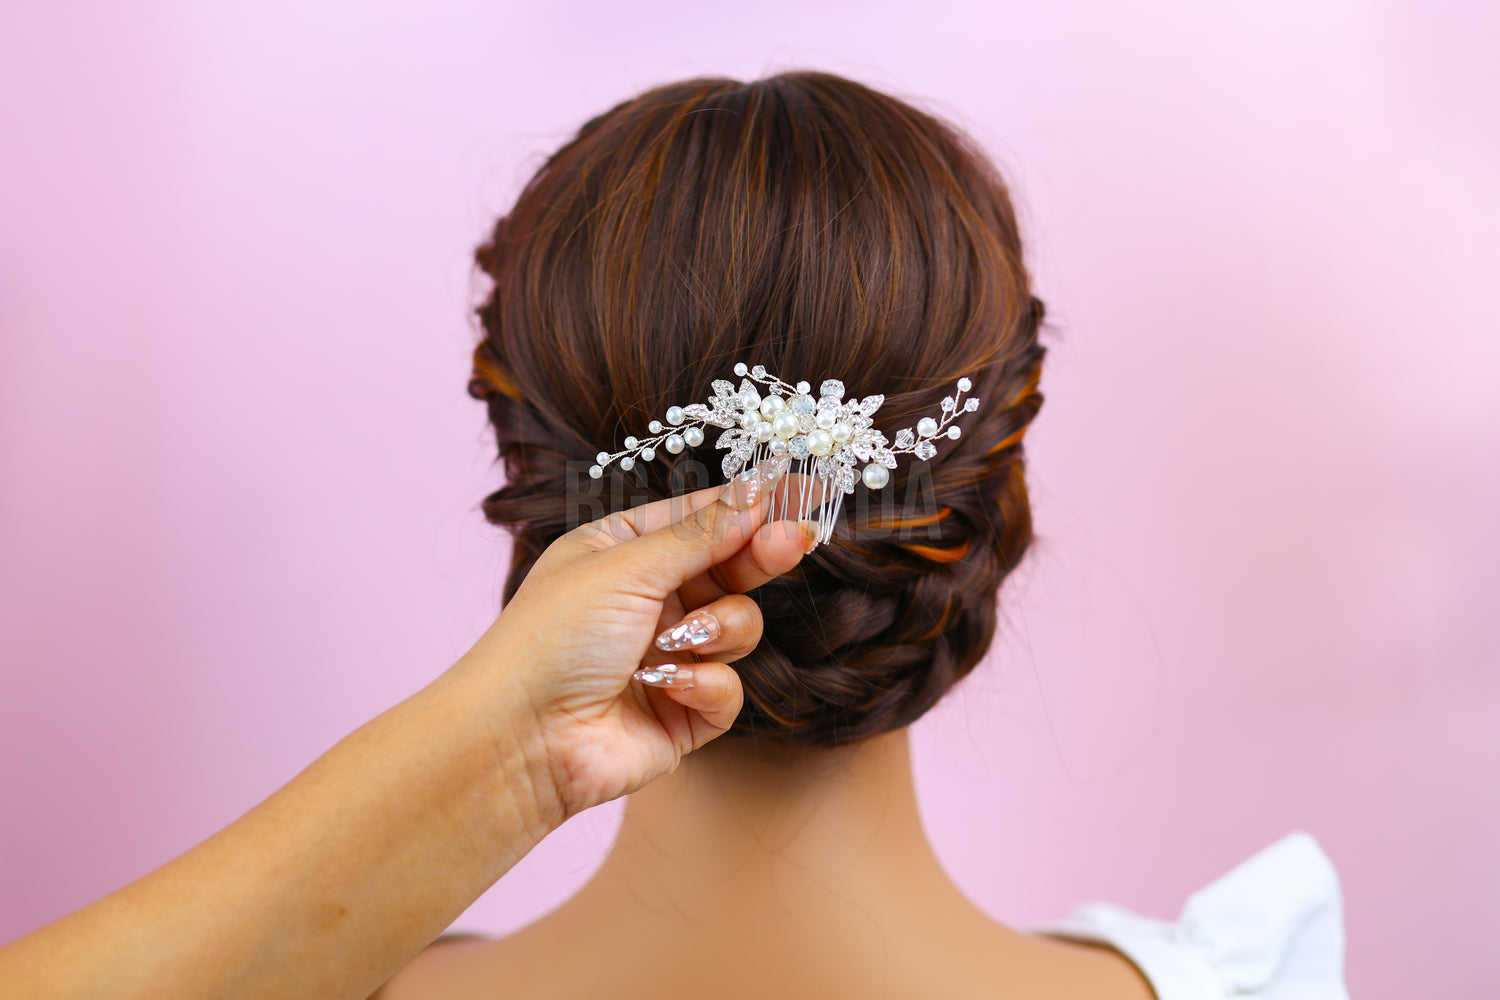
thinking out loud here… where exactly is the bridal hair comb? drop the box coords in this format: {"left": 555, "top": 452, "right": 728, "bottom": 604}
{"left": 589, "top": 363, "right": 980, "bottom": 547}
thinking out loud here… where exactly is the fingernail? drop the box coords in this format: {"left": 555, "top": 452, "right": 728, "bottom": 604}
{"left": 799, "top": 520, "right": 819, "bottom": 553}
{"left": 654, "top": 611, "right": 720, "bottom": 651}
{"left": 723, "top": 458, "right": 780, "bottom": 510}
{"left": 633, "top": 663, "right": 696, "bottom": 688}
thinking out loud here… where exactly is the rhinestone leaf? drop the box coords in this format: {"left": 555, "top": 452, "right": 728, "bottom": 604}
{"left": 715, "top": 428, "right": 741, "bottom": 449}
{"left": 894, "top": 428, "right": 915, "bottom": 449}
{"left": 857, "top": 394, "right": 885, "bottom": 415}
{"left": 874, "top": 446, "right": 898, "bottom": 469}
{"left": 814, "top": 456, "right": 833, "bottom": 478}
{"left": 682, "top": 403, "right": 712, "bottom": 420}
{"left": 722, "top": 452, "right": 746, "bottom": 478}
{"left": 915, "top": 440, "right": 938, "bottom": 460}
{"left": 851, "top": 442, "right": 872, "bottom": 462}
{"left": 834, "top": 466, "right": 857, "bottom": 493}
{"left": 711, "top": 379, "right": 736, "bottom": 399}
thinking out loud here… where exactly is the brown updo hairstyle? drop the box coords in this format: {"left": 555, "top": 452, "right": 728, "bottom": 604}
{"left": 468, "top": 71, "right": 1045, "bottom": 749}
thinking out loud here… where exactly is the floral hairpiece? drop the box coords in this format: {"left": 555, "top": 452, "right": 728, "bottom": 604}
{"left": 589, "top": 363, "right": 979, "bottom": 547}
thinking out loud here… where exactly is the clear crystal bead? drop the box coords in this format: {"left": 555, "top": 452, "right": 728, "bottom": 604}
{"left": 915, "top": 440, "right": 937, "bottom": 460}
{"left": 789, "top": 436, "right": 811, "bottom": 459}
{"left": 819, "top": 379, "right": 845, "bottom": 400}
{"left": 664, "top": 620, "right": 711, "bottom": 648}
{"left": 790, "top": 393, "right": 815, "bottom": 416}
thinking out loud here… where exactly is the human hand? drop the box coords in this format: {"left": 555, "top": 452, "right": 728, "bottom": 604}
{"left": 455, "top": 457, "right": 811, "bottom": 821}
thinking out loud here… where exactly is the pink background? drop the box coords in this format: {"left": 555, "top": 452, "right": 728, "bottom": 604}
{"left": 2, "top": 3, "right": 1496, "bottom": 996}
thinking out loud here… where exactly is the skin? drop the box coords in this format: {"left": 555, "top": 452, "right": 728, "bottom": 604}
{"left": 0, "top": 461, "right": 1157, "bottom": 999}
{"left": 380, "top": 469, "right": 1157, "bottom": 1000}
{"left": 0, "top": 461, "right": 815, "bottom": 1000}
{"left": 378, "top": 726, "right": 1158, "bottom": 1000}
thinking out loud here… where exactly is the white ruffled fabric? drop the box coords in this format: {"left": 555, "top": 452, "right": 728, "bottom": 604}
{"left": 1029, "top": 831, "right": 1349, "bottom": 999}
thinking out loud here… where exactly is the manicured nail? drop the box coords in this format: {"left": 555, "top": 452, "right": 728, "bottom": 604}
{"left": 723, "top": 457, "right": 782, "bottom": 510}
{"left": 654, "top": 611, "right": 720, "bottom": 651}
{"left": 799, "top": 519, "right": 819, "bottom": 553}
{"left": 633, "top": 663, "right": 696, "bottom": 688}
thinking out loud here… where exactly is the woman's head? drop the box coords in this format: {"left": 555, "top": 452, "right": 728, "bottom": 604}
{"left": 469, "top": 71, "right": 1045, "bottom": 749}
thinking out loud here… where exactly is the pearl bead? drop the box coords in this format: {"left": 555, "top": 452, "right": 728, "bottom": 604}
{"left": 683, "top": 426, "right": 704, "bottom": 447}
{"left": 806, "top": 429, "right": 834, "bottom": 456}
{"left": 759, "top": 394, "right": 785, "bottom": 418}
{"left": 619, "top": 456, "right": 635, "bottom": 471}
{"left": 773, "top": 412, "right": 799, "bottom": 439}
{"left": 740, "top": 410, "right": 760, "bottom": 430}
{"left": 734, "top": 362, "right": 749, "bottom": 376}
{"left": 640, "top": 446, "right": 656, "bottom": 461}
{"left": 917, "top": 417, "right": 939, "bottom": 438}
{"left": 796, "top": 381, "right": 811, "bottom": 394}
{"left": 666, "top": 406, "right": 685, "bottom": 426}
{"left": 740, "top": 388, "right": 761, "bottom": 410}
{"left": 947, "top": 425, "right": 961, "bottom": 440}
{"left": 957, "top": 377, "right": 972, "bottom": 392}
{"left": 588, "top": 465, "right": 603, "bottom": 479}
{"left": 815, "top": 409, "right": 836, "bottom": 430}
{"left": 755, "top": 420, "right": 774, "bottom": 442}
{"left": 831, "top": 420, "right": 852, "bottom": 443}
{"left": 664, "top": 434, "right": 685, "bottom": 454}
{"left": 769, "top": 439, "right": 788, "bottom": 456}
{"left": 862, "top": 463, "right": 890, "bottom": 489}
{"left": 624, "top": 436, "right": 638, "bottom": 449}
{"left": 595, "top": 451, "right": 610, "bottom": 465}
{"left": 648, "top": 420, "right": 663, "bottom": 433}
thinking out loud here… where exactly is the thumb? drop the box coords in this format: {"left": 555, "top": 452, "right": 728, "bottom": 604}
{"left": 618, "top": 457, "right": 787, "bottom": 599}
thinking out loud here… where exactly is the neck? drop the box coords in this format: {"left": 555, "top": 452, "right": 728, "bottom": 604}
{"left": 580, "top": 727, "right": 979, "bottom": 926}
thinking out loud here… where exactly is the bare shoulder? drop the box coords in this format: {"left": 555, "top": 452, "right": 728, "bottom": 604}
{"left": 371, "top": 933, "right": 494, "bottom": 1000}
{"left": 1013, "top": 932, "right": 1159, "bottom": 1000}
{"left": 372, "top": 916, "right": 1157, "bottom": 1000}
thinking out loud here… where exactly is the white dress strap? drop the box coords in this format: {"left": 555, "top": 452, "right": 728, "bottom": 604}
{"left": 1028, "top": 831, "right": 1349, "bottom": 1000}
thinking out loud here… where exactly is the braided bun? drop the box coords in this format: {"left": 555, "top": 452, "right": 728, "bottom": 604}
{"left": 469, "top": 71, "right": 1045, "bottom": 748}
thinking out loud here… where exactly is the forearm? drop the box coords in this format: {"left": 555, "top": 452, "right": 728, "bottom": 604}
{"left": 0, "top": 661, "right": 564, "bottom": 1000}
